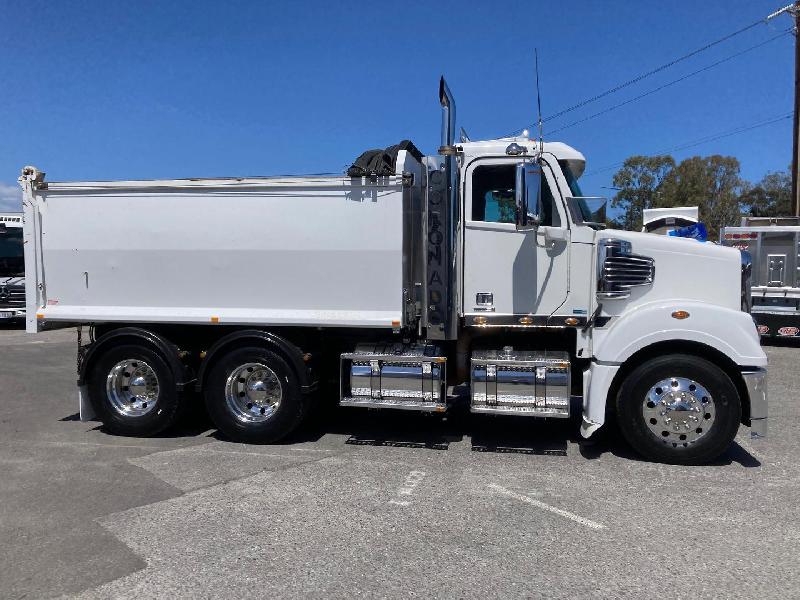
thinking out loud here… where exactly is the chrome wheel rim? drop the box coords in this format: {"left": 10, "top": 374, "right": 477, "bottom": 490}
{"left": 224, "top": 362, "right": 282, "bottom": 423}
{"left": 642, "top": 376, "right": 716, "bottom": 446}
{"left": 106, "top": 359, "right": 160, "bottom": 417}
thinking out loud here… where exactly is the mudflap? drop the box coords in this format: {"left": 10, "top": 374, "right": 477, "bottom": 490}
{"left": 78, "top": 385, "right": 96, "bottom": 421}
{"left": 752, "top": 311, "right": 800, "bottom": 338}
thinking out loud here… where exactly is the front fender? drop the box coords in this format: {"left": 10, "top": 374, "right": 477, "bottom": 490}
{"left": 581, "top": 300, "right": 766, "bottom": 438}
{"left": 593, "top": 300, "right": 765, "bottom": 367}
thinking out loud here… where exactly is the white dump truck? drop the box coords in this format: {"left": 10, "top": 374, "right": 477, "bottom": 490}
{"left": 20, "top": 79, "right": 766, "bottom": 463}
{"left": 0, "top": 213, "right": 25, "bottom": 321}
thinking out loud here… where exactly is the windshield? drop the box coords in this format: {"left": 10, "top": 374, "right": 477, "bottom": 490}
{"left": 559, "top": 160, "right": 584, "bottom": 197}
{"left": 559, "top": 160, "right": 607, "bottom": 229}
{"left": 571, "top": 197, "right": 607, "bottom": 226}
{"left": 0, "top": 228, "right": 24, "bottom": 276}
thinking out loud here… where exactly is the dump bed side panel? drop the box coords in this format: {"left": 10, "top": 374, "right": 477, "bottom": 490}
{"left": 27, "top": 176, "right": 407, "bottom": 330}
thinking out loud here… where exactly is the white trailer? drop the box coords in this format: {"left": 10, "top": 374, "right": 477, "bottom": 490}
{"left": 21, "top": 79, "right": 767, "bottom": 463}
{"left": 0, "top": 213, "right": 25, "bottom": 321}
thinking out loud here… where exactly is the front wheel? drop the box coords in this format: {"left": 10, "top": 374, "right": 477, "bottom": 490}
{"left": 615, "top": 354, "right": 741, "bottom": 464}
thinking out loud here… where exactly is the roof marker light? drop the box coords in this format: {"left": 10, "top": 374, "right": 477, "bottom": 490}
{"left": 505, "top": 143, "right": 527, "bottom": 156}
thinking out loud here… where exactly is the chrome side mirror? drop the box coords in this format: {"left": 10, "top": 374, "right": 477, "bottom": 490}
{"left": 515, "top": 162, "right": 542, "bottom": 231}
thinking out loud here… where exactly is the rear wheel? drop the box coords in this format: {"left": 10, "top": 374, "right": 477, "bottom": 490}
{"left": 204, "top": 347, "right": 307, "bottom": 443}
{"left": 88, "top": 343, "right": 182, "bottom": 436}
{"left": 615, "top": 354, "right": 741, "bottom": 464}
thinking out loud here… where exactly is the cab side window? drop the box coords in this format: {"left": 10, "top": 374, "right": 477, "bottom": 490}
{"left": 471, "top": 164, "right": 560, "bottom": 227}
{"left": 471, "top": 165, "right": 516, "bottom": 224}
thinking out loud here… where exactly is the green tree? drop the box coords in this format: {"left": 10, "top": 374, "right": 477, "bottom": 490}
{"left": 611, "top": 155, "right": 675, "bottom": 230}
{"left": 658, "top": 155, "right": 743, "bottom": 240}
{"left": 740, "top": 169, "right": 791, "bottom": 217}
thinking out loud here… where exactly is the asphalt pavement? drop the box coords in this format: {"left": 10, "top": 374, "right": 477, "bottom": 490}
{"left": 1, "top": 323, "right": 798, "bottom": 599}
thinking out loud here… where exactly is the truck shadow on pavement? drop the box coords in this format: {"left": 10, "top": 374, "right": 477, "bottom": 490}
{"left": 76, "top": 393, "right": 761, "bottom": 467}
{"left": 292, "top": 399, "right": 762, "bottom": 467}
{"left": 282, "top": 395, "right": 579, "bottom": 456}
{"left": 577, "top": 429, "right": 761, "bottom": 467}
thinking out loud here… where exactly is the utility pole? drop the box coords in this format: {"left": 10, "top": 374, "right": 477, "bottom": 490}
{"left": 768, "top": 3, "right": 800, "bottom": 214}
{"left": 792, "top": 1, "right": 800, "bottom": 215}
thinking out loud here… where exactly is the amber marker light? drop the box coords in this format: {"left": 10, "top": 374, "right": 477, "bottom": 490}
{"left": 474, "top": 315, "right": 488, "bottom": 325}
{"left": 564, "top": 317, "right": 579, "bottom": 326}
{"left": 518, "top": 316, "right": 534, "bottom": 325}
{"left": 671, "top": 310, "right": 690, "bottom": 320}
{"left": 210, "top": 316, "right": 220, "bottom": 324}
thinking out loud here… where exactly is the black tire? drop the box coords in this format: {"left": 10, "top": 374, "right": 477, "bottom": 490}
{"left": 204, "top": 346, "right": 307, "bottom": 444}
{"left": 88, "top": 343, "right": 182, "bottom": 437}
{"left": 615, "top": 354, "right": 741, "bottom": 464}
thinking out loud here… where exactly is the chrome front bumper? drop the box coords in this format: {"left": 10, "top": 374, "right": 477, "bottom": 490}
{"left": 742, "top": 368, "right": 768, "bottom": 439}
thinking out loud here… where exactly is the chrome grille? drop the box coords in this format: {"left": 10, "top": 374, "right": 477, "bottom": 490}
{"left": 0, "top": 285, "right": 25, "bottom": 309}
{"left": 597, "top": 239, "right": 654, "bottom": 299}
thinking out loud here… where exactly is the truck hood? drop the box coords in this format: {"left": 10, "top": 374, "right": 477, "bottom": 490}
{"left": 596, "top": 230, "right": 741, "bottom": 316}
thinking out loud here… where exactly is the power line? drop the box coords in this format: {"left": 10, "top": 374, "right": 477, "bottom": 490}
{"left": 585, "top": 112, "right": 793, "bottom": 176}
{"left": 503, "top": 4, "right": 794, "bottom": 137}
{"left": 545, "top": 29, "right": 792, "bottom": 136}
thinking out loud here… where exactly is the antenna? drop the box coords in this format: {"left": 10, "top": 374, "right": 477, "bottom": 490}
{"left": 535, "top": 48, "right": 544, "bottom": 155}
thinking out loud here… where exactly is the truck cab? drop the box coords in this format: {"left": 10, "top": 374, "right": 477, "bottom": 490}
{"left": 433, "top": 103, "right": 767, "bottom": 461}
{"left": 459, "top": 139, "right": 594, "bottom": 321}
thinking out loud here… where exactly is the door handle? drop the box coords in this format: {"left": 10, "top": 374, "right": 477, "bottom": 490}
{"left": 539, "top": 227, "right": 568, "bottom": 242}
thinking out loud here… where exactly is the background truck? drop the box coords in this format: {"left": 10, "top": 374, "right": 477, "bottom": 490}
{"left": 20, "top": 79, "right": 767, "bottom": 464}
{"left": 0, "top": 213, "right": 25, "bottom": 322}
{"left": 642, "top": 206, "right": 699, "bottom": 235}
{"left": 722, "top": 216, "right": 800, "bottom": 337}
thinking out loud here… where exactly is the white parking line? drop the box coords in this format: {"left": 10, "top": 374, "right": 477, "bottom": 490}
{"left": 389, "top": 470, "right": 426, "bottom": 506}
{"left": 488, "top": 483, "right": 606, "bottom": 530}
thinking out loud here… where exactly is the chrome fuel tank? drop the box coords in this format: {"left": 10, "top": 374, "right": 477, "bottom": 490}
{"left": 471, "top": 348, "right": 570, "bottom": 418}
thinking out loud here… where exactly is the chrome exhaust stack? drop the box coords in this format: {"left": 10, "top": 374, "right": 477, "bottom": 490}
{"left": 427, "top": 76, "right": 459, "bottom": 341}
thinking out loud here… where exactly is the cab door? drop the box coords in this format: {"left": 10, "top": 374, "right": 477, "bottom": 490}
{"left": 462, "top": 157, "right": 570, "bottom": 319}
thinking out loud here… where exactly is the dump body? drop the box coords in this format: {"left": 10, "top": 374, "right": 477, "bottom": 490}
{"left": 23, "top": 165, "right": 421, "bottom": 332}
{"left": 722, "top": 216, "right": 800, "bottom": 336}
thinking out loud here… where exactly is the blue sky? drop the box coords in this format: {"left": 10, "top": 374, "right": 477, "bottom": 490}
{"left": 0, "top": 0, "right": 793, "bottom": 210}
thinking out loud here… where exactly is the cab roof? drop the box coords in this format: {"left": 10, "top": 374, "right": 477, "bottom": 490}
{"left": 457, "top": 138, "right": 586, "bottom": 178}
